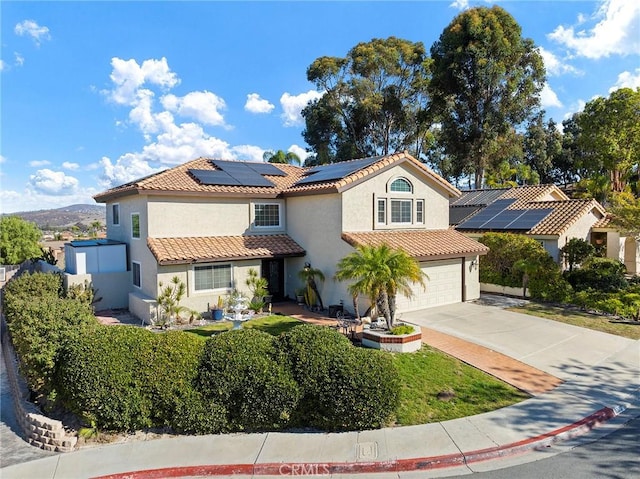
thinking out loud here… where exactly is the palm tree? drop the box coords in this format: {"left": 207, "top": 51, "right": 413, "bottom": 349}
{"left": 335, "top": 244, "right": 426, "bottom": 329}
{"left": 91, "top": 221, "right": 103, "bottom": 238}
{"left": 263, "top": 149, "right": 301, "bottom": 165}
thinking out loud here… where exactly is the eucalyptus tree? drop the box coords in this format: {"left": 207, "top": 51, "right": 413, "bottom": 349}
{"left": 302, "top": 36, "right": 432, "bottom": 163}
{"left": 429, "top": 5, "right": 545, "bottom": 188}
{"left": 524, "top": 113, "right": 562, "bottom": 184}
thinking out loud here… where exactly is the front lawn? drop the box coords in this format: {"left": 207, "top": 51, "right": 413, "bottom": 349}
{"left": 187, "top": 315, "right": 529, "bottom": 426}
{"left": 185, "top": 314, "right": 302, "bottom": 338}
{"left": 509, "top": 303, "right": 640, "bottom": 340}
{"left": 392, "top": 345, "right": 529, "bottom": 425}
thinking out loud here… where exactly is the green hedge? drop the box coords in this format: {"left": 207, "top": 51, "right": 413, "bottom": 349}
{"left": 197, "top": 329, "right": 300, "bottom": 432}
{"left": 2, "top": 271, "right": 63, "bottom": 308}
{"left": 564, "top": 257, "right": 628, "bottom": 293}
{"left": 278, "top": 325, "right": 398, "bottom": 431}
{"left": 56, "top": 327, "right": 213, "bottom": 432}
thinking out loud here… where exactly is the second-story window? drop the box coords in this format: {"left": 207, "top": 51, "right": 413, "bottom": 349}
{"left": 390, "top": 178, "right": 412, "bottom": 193}
{"left": 131, "top": 213, "right": 140, "bottom": 239}
{"left": 391, "top": 199, "right": 412, "bottom": 223}
{"left": 112, "top": 204, "right": 120, "bottom": 225}
{"left": 255, "top": 203, "right": 280, "bottom": 228}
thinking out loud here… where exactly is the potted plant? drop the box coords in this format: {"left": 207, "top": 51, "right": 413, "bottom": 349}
{"left": 298, "top": 263, "right": 325, "bottom": 310}
{"left": 211, "top": 295, "right": 225, "bottom": 321}
{"left": 295, "top": 288, "right": 306, "bottom": 305}
{"left": 245, "top": 268, "right": 269, "bottom": 302}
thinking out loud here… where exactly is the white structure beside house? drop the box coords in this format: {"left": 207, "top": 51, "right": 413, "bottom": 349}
{"left": 450, "top": 184, "right": 639, "bottom": 274}
{"left": 93, "top": 153, "right": 488, "bottom": 323}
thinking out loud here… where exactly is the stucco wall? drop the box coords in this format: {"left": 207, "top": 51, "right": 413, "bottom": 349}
{"left": 341, "top": 163, "right": 451, "bottom": 231}
{"left": 146, "top": 196, "right": 286, "bottom": 237}
{"left": 286, "top": 194, "right": 355, "bottom": 307}
{"left": 64, "top": 271, "right": 131, "bottom": 310}
{"left": 556, "top": 209, "right": 602, "bottom": 262}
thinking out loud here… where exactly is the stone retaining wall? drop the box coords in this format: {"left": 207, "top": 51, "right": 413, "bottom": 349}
{"left": 1, "top": 319, "right": 77, "bottom": 452}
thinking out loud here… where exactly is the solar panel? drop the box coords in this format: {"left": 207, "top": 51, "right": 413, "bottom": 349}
{"left": 296, "top": 156, "right": 383, "bottom": 185}
{"left": 248, "top": 162, "right": 286, "bottom": 176}
{"left": 456, "top": 199, "right": 515, "bottom": 229}
{"left": 189, "top": 169, "right": 241, "bottom": 186}
{"left": 481, "top": 210, "right": 526, "bottom": 229}
{"left": 449, "top": 206, "right": 482, "bottom": 225}
{"left": 507, "top": 209, "right": 552, "bottom": 230}
{"left": 202, "top": 160, "right": 276, "bottom": 187}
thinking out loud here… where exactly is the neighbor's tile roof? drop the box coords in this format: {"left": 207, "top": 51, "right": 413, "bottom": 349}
{"left": 592, "top": 213, "right": 614, "bottom": 229}
{"left": 147, "top": 235, "right": 306, "bottom": 265}
{"left": 94, "top": 152, "right": 459, "bottom": 202}
{"left": 527, "top": 199, "right": 605, "bottom": 236}
{"left": 341, "top": 229, "right": 489, "bottom": 260}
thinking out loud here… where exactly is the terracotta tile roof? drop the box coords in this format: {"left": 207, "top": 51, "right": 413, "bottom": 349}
{"left": 94, "top": 153, "right": 459, "bottom": 202}
{"left": 494, "top": 184, "right": 568, "bottom": 208}
{"left": 526, "top": 199, "right": 605, "bottom": 235}
{"left": 147, "top": 235, "right": 306, "bottom": 265}
{"left": 94, "top": 158, "right": 305, "bottom": 202}
{"left": 592, "top": 213, "right": 614, "bottom": 229}
{"left": 341, "top": 229, "right": 489, "bottom": 260}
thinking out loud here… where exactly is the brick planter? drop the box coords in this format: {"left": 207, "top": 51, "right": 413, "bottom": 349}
{"left": 361, "top": 325, "right": 422, "bottom": 353}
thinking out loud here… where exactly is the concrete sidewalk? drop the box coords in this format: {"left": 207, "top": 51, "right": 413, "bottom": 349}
{"left": 2, "top": 300, "right": 639, "bottom": 478}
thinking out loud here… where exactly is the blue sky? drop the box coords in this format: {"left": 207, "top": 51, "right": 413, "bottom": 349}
{"left": 1, "top": 0, "right": 639, "bottom": 214}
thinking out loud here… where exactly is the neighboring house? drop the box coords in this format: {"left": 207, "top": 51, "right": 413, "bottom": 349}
{"left": 450, "top": 184, "right": 639, "bottom": 274}
{"left": 92, "top": 152, "right": 488, "bottom": 323}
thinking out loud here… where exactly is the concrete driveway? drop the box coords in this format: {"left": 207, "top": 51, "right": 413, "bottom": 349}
{"left": 402, "top": 300, "right": 639, "bottom": 407}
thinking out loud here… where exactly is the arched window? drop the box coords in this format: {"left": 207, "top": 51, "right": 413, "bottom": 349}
{"left": 390, "top": 178, "right": 412, "bottom": 193}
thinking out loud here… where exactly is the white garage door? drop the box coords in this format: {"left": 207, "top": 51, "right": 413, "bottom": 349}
{"left": 395, "top": 259, "right": 462, "bottom": 313}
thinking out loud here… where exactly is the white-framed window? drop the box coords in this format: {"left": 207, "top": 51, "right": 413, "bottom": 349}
{"left": 391, "top": 199, "right": 412, "bottom": 224}
{"left": 131, "top": 213, "right": 140, "bottom": 239}
{"left": 416, "top": 200, "right": 424, "bottom": 224}
{"left": 390, "top": 178, "right": 413, "bottom": 193}
{"left": 377, "top": 199, "right": 386, "bottom": 224}
{"left": 112, "top": 204, "right": 120, "bottom": 226}
{"left": 132, "top": 261, "right": 141, "bottom": 288}
{"left": 194, "top": 264, "right": 232, "bottom": 291}
{"left": 254, "top": 203, "right": 281, "bottom": 228}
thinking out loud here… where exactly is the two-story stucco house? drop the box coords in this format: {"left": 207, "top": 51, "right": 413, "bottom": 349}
{"left": 93, "top": 152, "right": 488, "bottom": 322}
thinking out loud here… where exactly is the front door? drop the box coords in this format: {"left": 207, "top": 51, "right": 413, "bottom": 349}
{"left": 262, "top": 259, "right": 285, "bottom": 301}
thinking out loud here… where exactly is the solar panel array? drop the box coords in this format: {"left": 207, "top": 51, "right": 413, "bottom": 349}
{"left": 295, "top": 156, "right": 384, "bottom": 186}
{"left": 450, "top": 189, "right": 508, "bottom": 207}
{"left": 456, "top": 198, "right": 552, "bottom": 231}
{"left": 189, "top": 160, "right": 285, "bottom": 187}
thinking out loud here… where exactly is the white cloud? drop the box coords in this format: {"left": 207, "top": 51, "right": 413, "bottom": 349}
{"left": 0, "top": 60, "right": 5, "bottom": 72}
{"left": 449, "top": 0, "right": 469, "bottom": 11}
{"left": 14, "top": 52, "right": 24, "bottom": 67}
{"left": 98, "top": 155, "right": 163, "bottom": 188}
{"left": 62, "top": 161, "right": 80, "bottom": 171}
{"left": 29, "top": 169, "right": 79, "bottom": 195}
{"left": 288, "top": 145, "right": 310, "bottom": 164}
{"left": 562, "top": 99, "right": 587, "bottom": 120}
{"left": 106, "top": 57, "right": 179, "bottom": 106}
{"left": 280, "top": 90, "right": 323, "bottom": 127}
{"left": 537, "top": 47, "right": 581, "bottom": 77}
{"left": 161, "top": 91, "right": 227, "bottom": 126}
{"left": 610, "top": 68, "right": 640, "bottom": 92}
{"left": 0, "top": 186, "right": 98, "bottom": 214}
{"left": 232, "top": 145, "right": 265, "bottom": 162}
{"left": 14, "top": 20, "right": 51, "bottom": 46}
{"left": 0, "top": 155, "right": 6, "bottom": 164}
{"left": 244, "top": 93, "right": 275, "bottom": 114}
{"left": 29, "top": 160, "right": 51, "bottom": 167}
{"left": 548, "top": 0, "right": 640, "bottom": 59}
{"left": 540, "top": 83, "right": 563, "bottom": 109}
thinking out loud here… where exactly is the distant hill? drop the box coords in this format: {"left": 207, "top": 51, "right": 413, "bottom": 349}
{"left": 4, "top": 204, "right": 106, "bottom": 230}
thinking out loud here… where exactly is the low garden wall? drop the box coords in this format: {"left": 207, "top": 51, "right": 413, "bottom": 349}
{"left": 480, "top": 282, "right": 529, "bottom": 298}
{"left": 362, "top": 325, "right": 422, "bottom": 353}
{"left": 1, "top": 319, "right": 77, "bottom": 452}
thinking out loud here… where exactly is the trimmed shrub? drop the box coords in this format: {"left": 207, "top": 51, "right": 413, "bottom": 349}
{"left": 277, "top": 325, "right": 351, "bottom": 428}
{"left": 2, "top": 271, "right": 63, "bottom": 319}
{"left": 169, "top": 389, "right": 228, "bottom": 435}
{"left": 479, "top": 233, "right": 557, "bottom": 288}
{"left": 196, "top": 329, "right": 300, "bottom": 432}
{"left": 6, "top": 295, "right": 96, "bottom": 395}
{"left": 328, "top": 347, "right": 399, "bottom": 430}
{"left": 528, "top": 270, "right": 572, "bottom": 303}
{"left": 57, "top": 326, "right": 157, "bottom": 431}
{"left": 564, "top": 257, "right": 628, "bottom": 293}
{"left": 278, "top": 324, "right": 398, "bottom": 431}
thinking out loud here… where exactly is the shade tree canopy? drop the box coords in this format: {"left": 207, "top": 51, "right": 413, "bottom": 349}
{"left": 429, "top": 5, "right": 545, "bottom": 188}
{"left": 0, "top": 216, "right": 43, "bottom": 265}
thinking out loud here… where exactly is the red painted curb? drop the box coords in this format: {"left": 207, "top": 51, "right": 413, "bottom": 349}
{"left": 92, "top": 407, "right": 617, "bottom": 478}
